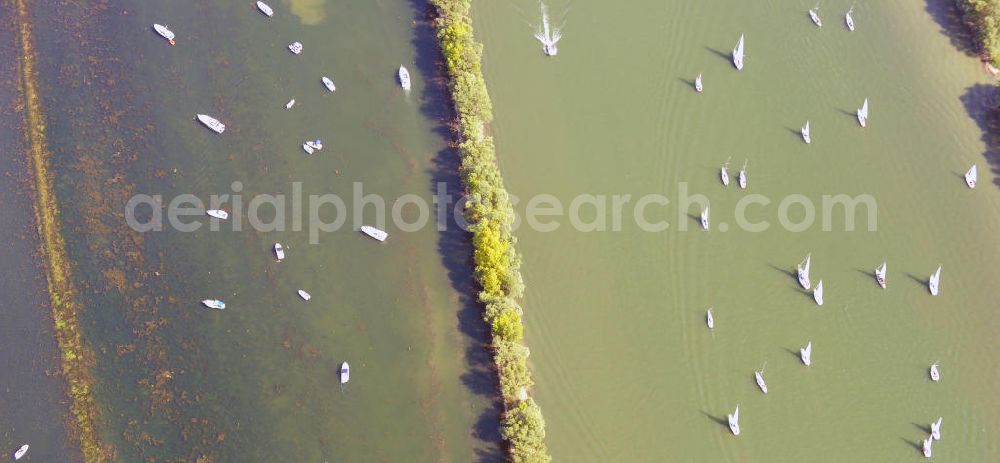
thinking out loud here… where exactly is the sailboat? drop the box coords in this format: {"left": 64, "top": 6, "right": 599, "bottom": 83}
{"left": 930, "top": 362, "right": 940, "bottom": 382}
{"left": 802, "top": 120, "right": 812, "bottom": 144}
{"left": 929, "top": 265, "right": 941, "bottom": 296}
{"left": 800, "top": 341, "right": 812, "bottom": 366}
{"left": 274, "top": 243, "right": 285, "bottom": 261}
{"left": 875, "top": 261, "right": 887, "bottom": 289}
{"left": 845, "top": 6, "right": 855, "bottom": 31}
{"left": 813, "top": 280, "right": 824, "bottom": 306}
{"left": 931, "top": 417, "right": 942, "bottom": 441}
{"left": 285, "top": 99, "right": 295, "bottom": 109}
{"left": 922, "top": 436, "right": 933, "bottom": 458}
{"left": 14, "top": 445, "right": 29, "bottom": 460}
{"left": 754, "top": 365, "right": 768, "bottom": 394}
{"left": 706, "top": 307, "right": 715, "bottom": 329}
{"left": 857, "top": 98, "right": 869, "bottom": 127}
{"left": 695, "top": 73, "right": 703, "bottom": 92}
{"left": 966, "top": 164, "right": 978, "bottom": 188}
{"left": 727, "top": 405, "right": 741, "bottom": 435}
{"left": 721, "top": 158, "right": 731, "bottom": 186}
{"left": 733, "top": 34, "right": 745, "bottom": 71}
{"left": 738, "top": 160, "right": 748, "bottom": 189}
{"left": 700, "top": 207, "right": 709, "bottom": 230}
{"left": 340, "top": 362, "right": 350, "bottom": 384}
{"left": 809, "top": 5, "right": 823, "bottom": 27}
{"left": 797, "top": 253, "right": 812, "bottom": 290}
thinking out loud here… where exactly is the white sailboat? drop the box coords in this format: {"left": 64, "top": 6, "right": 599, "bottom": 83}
{"left": 201, "top": 299, "right": 226, "bottom": 310}
{"left": 274, "top": 243, "right": 285, "bottom": 261}
{"left": 809, "top": 6, "right": 823, "bottom": 27}
{"left": 256, "top": 1, "right": 274, "bottom": 17}
{"left": 721, "top": 158, "right": 731, "bottom": 186}
{"left": 813, "top": 280, "right": 824, "bottom": 306}
{"left": 931, "top": 417, "right": 942, "bottom": 441}
{"left": 929, "top": 265, "right": 941, "bottom": 296}
{"left": 706, "top": 307, "right": 715, "bottom": 329}
{"left": 340, "top": 362, "right": 350, "bottom": 384}
{"left": 700, "top": 207, "right": 709, "bottom": 230}
{"left": 800, "top": 341, "right": 812, "bottom": 366}
{"left": 754, "top": 365, "right": 768, "bottom": 394}
{"left": 727, "top": 405, "right": 741, "bottom": 436}
{"left": 285, "top": 99, "right": 295, "bottom": 109}
{"left": 922, "top": 436, "right": 933, "bottom": 458}
{"left": 322, "top": 76, "right": 336, "bottom": 92}
{"left": 206, "top": 209, "right": 229, "bottom": 220}
{"left": 845, "top": 6, "right": 855, "bottom": 31}
{"left": 965, "top": 164, "right": 977, "bottom": 188}
{"left": 875, "top": 261, "right": 887, "bottom": 289}
{"left": 930, "top": 362, "right": 940, "bottom": 382}
{"left": 797, "top": 253, "right": 812, "bottom": 290}
{"left": 14, "top": 445, "right": 29, "bottom": 460}
{"left": 153, "top": 24, "right": 176, "bottom": 45}
{"left": 802, "top": 120, "right": 812, "bottom": 144}
{"left": 733, "top": 34, "right": 745, "bottom": 71}
{"left": 857, "top": 98, "right": 869, "bottom": 127}
{"left": 361, "top": 225, "right": 388, "bottom": 242}
{"left": 695, "top": 73, "right": 703, "bottom": 92}
{"left": 196, "top": 114, "right": 226, "bottom": 133}
{"left": 399, "top": 65, "right": 411, "bottom": 91}
{"left": 738, "top": 160, "right": 748, "bottom": 189}
{"left": 297, "top": 289, "right": 312, "bottom": 301}
{"left": 288, "top": 41, "right": 303, "bottom": 54}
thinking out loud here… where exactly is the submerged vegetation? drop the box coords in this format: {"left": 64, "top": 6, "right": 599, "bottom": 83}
{"left": 13, "top": 0, "right": 108, "bottom": 460}
{"left": 428, "top": 0, "right": 551, "bottom": 461}
{"left": 956, "top": 0, "right": 1000, "bottom": 67}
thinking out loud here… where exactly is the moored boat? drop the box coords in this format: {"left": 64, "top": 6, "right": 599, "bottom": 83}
{"left": 857, "top": 98, "right": 869, "bottom": 127}
{"left": 813, "top": 280, "right": 824, "bottom": 306}
{"left": 399, "top": 65, "right": 411, "bottom": 91}
{"left": 274, "top": 243, "right": 285, "bottom": 261}
{"left": 733, "top": 34, "right": 745, "bottom": 70}
{"left": 755, "top": 367, "right": 768, "bottom": 394}
{"left": 322, "top": 76, "right": 336, "bottom": 92}
{"left": 302, "top": 143, "right": 315, "bottom": 155}
{"left": 930, "top": 362, "right": 940, "bottom": 382}
{"left": 797, "top": 253, "right": 812, "bottom": 290}
{"left": 809, "top": 6, "right": 822, "bottom": 27}
{"left": 202, "top": 299, "right": 226, "bottom": 310}
{"left": 14, "top": 445, "right": 28, "bottom": 460}
{"left": 802, "top": 120, "right": 811, "bottom": 144}
{"left": 256, "top": 1, "right": 274, "bottom": 17}
{"left": 361, "top": 225, "right": 388, "bottom": 242}
{"left": 966, "top": 164, "right": 977, "bottom": 188}
{"left": 721, "top": 158, "right": 731, "bottom": 186}
{"left": 845, "top": 7, "right": 855, "bottom": 31}
{"left": 289, "top": 41, "right": 303, "bottom": 54}
{"left": 727, "top": 405, "right": 741, "bottom": 436}
{"left": 298, "top": 289, "right": 311, "bottom": 301}
{"left": 929, "top": 265, "right": 941, "bottom": 296}
{"left": 153, "top": 24, "right": 176, "bottom": 45}
{"left": 340, "top": 362, "right": 350, "bottom": 384}
{"left": 206, "top": 209, "right": 229, "bottom": 220}
{"left": 196, "top": 114, "right": 226, "bottom": 133}
{"left": 875, "top": 261, "right": 887, "bottom": 289}
{"left": 800, "top": 341, "right": 812, "bottom": 366}
{"left": 706, "top": 307, "right": 714, "bottom": 329}
{"left": 285, "top": 99, "right": 295, "bottom": 109}
{"left": 306, "top": 139, "right": 323, "bottom": 150}
{"left": 695, "top": 73, "right": 703, "bottom": 92}
{"left": 738, "top": 160, "right": 748, "bottom": 189}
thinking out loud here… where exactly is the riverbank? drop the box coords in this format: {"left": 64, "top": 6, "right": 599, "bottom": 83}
{"left": 12, "top": 0, "right": 108, "bottom": 460}
{"left": 956, "top": 0, "right": 1000, "bottom": 69}
{"left": 427, "top": 1, "right": 550, "bottom": 461}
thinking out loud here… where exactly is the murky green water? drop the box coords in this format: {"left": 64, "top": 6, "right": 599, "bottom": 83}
{"left": 476, "top": 0, "right": 1000, "bottom": 461}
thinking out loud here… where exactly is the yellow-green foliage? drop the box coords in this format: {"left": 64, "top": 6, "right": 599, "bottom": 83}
{"left": 428, "top": 0, "right": 549, "bottom": 460}
{"left": 957, "top": 0, "right": 1000, "bottom": 67}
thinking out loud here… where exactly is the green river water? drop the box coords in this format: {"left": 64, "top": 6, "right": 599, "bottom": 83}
{"left": 4, "top": 0, "right": 1000, "bottom": 461}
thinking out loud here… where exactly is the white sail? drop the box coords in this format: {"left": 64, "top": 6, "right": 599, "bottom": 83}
{"left": 966, "top": 164, "right": 977, "bottom": 188}
{"left": 738, "top": 160, "right": 748, "bottom": 189}
{"left": 929, "top": 265, "right": 941, "bottom": 296}
{"left": 857, "top": 98, "right": 869, "bottom": 127}
{"left": 802, "top": 120, "right": 811, "bottom": 144}
{"left": 285, "top": 99, "right": 295, "bottom": 109}
{"left": 800, "top": 341, "right": 812, "bottom": 366}
{"left": 931, "top": 417, "right": 942, "bottom": 441}
{"left": 695, "top": 73, "right": 703, "bottom": 92}
{"left": 721, "top": 158, "right": 731, "bottom": 186}
{"left": 813, "top": 280, "right": 824, "bottom": 306}
{"left": 706, "top": 308, "right": 714, "bottom": 329}
{"left": 875, "top": 261, "right": 887, "bottom": 289}
{"left": 922, "top": 436, "right": 932, "bottom": 458}
{"left": 700, "top": 207, "right": 709, "bottom": 230}
{"left": 798, "top": 253, "right": 812, "bottom": 290}
{"left": 930, "top": 362, "right": 940, "bottom": 382}
{"left": 733, "top": 34, "right": 745, "bottom": 70}
{"left": 728, "top": 405, "right": 741, "bottom": 436}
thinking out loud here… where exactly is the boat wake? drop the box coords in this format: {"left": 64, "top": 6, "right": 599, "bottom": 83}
{"left": 533, "top": 2, "right": 564, "bottom": 56}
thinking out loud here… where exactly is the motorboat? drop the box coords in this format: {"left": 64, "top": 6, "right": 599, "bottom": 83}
{"left": 153, "top": 24, "right": 176, "bottom": 45}
{"left": 289, "top": 41, "right": 303, "bottom": 54}
{"left": 361, "top": 225, "right": 388, "bottom": 242}
{"left": 340, "top": 362, "right": 350, "bottom": 384}
{"left": 930, "top": 362, "right": 940, "bottom": 382}
{"left": 738, "top": 160, "right": 747, "bottom": 189}
{"left": 274, "top": 243, "right": 285, "bottom": 261}
{"left": 196, "top": 114, "right": 225, "bottom": 134}
{"left": 302, "top": 143, "right": 314, "bottom": 155}
{"left": 298, "top": 290, "right": 312, "bottom": 301}
{"left": 809, "top": 7, "right": 823, "bottom": 27}
{"left": 797, "top": 253, "right": 812, "bottom": 290}
{"left": 201, "top": 299, "right": 226, "bottom": 310}
{"left": 206, "top": 209, "right": 229, "bottom": 220}
{"left": 721, "top": 158, "right": 731, "bottom": 186}
{"left": 257, "top": 1, "right": 274, "bottom": 17}
{"left": 695, "top": 73, "right": 703, "bottom": 92}
{"left": 285, "top": 99, "right": 295, "bottom": 109}
{"left": 322, "top": 76, "right": 336, "bottom": 92}
{"left": 306, "top": 139, "right": 323, "bottom": 150}
{"left": 845, "top": 7, "right": 855, "bottom": 31}
{"left": 399, "top": 65, "right": 411, "bottom": 91}
{"left": 755, "top": 367, "right": 768, "bottom": 394}
{"left": 14, "top": 445, "right": 28, "bottom": 460}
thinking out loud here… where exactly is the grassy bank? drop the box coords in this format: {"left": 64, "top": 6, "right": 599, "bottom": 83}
{"left": 956, "top": 0, "right": 1000, "bottom": 68}
{"left": 13, "top": 0, "right": 109, "bottom": 460}
{"left": 427, "top": 1, "right": 551, "bottom": 461}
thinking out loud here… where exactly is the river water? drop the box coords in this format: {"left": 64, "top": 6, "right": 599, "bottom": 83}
{"left": 475, "top": 0, "right": 1000, "bottom": 461}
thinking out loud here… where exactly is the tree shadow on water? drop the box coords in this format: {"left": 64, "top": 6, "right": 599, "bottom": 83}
{"left": 409, "top": 1, "right": 504, "bottom": 461}
{"left": 960, "top": 83, "right": 1000, "bottom": 189}
{"left": 923, "top": 0, "right": 980, "bottom": 59}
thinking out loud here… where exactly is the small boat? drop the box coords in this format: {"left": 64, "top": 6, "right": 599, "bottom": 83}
{"left": 399, "top": 65, "right": 411, "bottom": 91}
{"left": 153, "top": 24, "right": 176, "bottom": 45}
{"left": 361, "top": 225, "right": 388, "bottom": 242}
{"left": 797, "top": 253, "right": 812, "bottom": 290}
{"left": 845, "top": 7, "right": 855, "bottom": 31}
{"left": 754, "top": 366, "right": 768, "bottom": 394}
{"left": 733, "top": 34, "right": 745, "bottom": 71}
{"left": 288, "top": 41, "right": 303, "bottom": 54}
{"left": 306, "top": 139, "right": 323, "bottom": 150}
{"left": 322, "top": 76, "right": 336, "bottom": 92}
{"left": 285, "top": 99, "right": 295, "bottom": 109}
{"left": 201, "top": 299, "right": 226, "bottom": 310}
{"left": 14, "top": 445, "right": 28, "bottom": 460}
{"left": 706, "top": 307, "right": 714, "bottom": 329}
{"left": 535, "top": 2, "right": 561, "bottom": 56}
{"left": 738, "top": 160, "right": 748, "bottom": 189}
{"left": 206, "top": 209, "right": 229, "bottom": 220}
{"left": 802, "top": 120, "right": 812, "bottom": 144}
{"left": 302, "top": 143, "right": 315, "bottom": 155}
{"left": 930, "top": 362, "right": 940, "bottom": 382}
{"left": 340, "top": 361, "right": 350, "bottom": 384}
{"left": 922, "top": 436, "right": 932, "bottom": 458}
{"left": 196, "top": 114, "right": 225, "bottom": 134}
{"left": 297, "top": 289, "right": 311, "bottom": 301}
{"left": 809, "top": 6, "right": 823, "bottom": 27}
{"left": 857, "top": 98, "right": 869, "bottom": 127}
{"left": 931, "top": 417, "right": 942, "bottom": 441}
{"left": 256, "top": 1, "right": 274, "bottom": 17}
{"left": 727, "top": 404, "right": 741, "bottom": 436}
{"left": 800, "top": 341, "right": 812, "bottom": 366}
{"left": 929, "top": 265, "right": 941, "bottom": 296}
{"left": 813, "top": 280, "right": 824, "bottom": 306}
{"left": 274, "top": 243, "right": 285, "bottom": 261}
{"left": 700, "top": 207, "right": 709, "bottom": 230}
{"left": 875, "top": 261, "right": 887, "bottom": 289}
{"left": 695, "top": 73, "right": 703, "bottom": 92}
{"left": 965, "top": 164, "right": 977, "bottom": 188}
{"left": 721, "top": 158, "right": 731, "bottom": 186}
